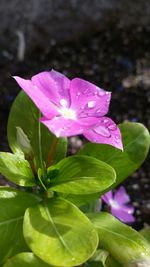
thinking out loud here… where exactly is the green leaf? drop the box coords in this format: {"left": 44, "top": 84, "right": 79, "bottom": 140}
{"left": 7, "top": 91, "right": 67, "bottom": 169}
{"left": 87, "top": 249, "right": 122, "bottom": 267}
{"left": 140, "top": 228, "right": 150, "bottom": 243}
{"left": 3, "top": 252, "right": 52, "bottom": 267}
{"left": 58, "top": 192, "right": 101, "bottom": 207}
{"left": 0, "top": 187, "right": 39, "bottom": 265}
{"left": 23, "top": 198, "right": 98, "bottom": 266}
{"left": 50, "top": 155, "right": 116, "bottom": 194}
{"left": 105, "top": 256, "right": 123, "bottom": 267}
{"left": 88, "top": 249, "right": 122, "bottom": 267}
{"left": 89, "top": 212, "right": 150, "bottom": 266}
{"left": 79, "top": 122, "right": 150, "bottom": 188}
{"left": 0, "top": 152, "right": 35, "bottom": 186}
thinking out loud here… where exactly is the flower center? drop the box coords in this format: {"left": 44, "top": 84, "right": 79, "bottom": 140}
{"left": 109, "top": 199, "right": 120, "bottom": 209}
{"left": 60, "top": 107, "right": 77, "bottom": 120}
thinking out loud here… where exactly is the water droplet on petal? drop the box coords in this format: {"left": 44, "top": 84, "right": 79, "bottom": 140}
{"left": 51, "top": 125, "right": 55, "bottom": 128}
{"left": 106, "top": 91, "right": 110, "bottom": 95}
{"left": 94, "top": 125, "right": 111, "bottom": 137}
{"left": 115, "top": 135, "right": 120, "bottom": 139}
{"left": 60, "top": 99, "right": 68, "bottom": 107}
{"left": 97, "top": 88, "right": 106, "bottom": 96}
{"left": 103, "top": 119, "right": 108, "bottom": 123}
{"left": 76, "top": 92, "right": 81, "bottom": 96}
{"left": 108, "top": 124, "right": 117, "bottom": 130}
{"left": 81, "top": 106, "right": 84, "bottom": 110}
{"left": 88, "top": 100, "right": 96, "bottom": 108}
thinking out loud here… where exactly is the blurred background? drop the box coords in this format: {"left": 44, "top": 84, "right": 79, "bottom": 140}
{"left": 0, "top": 0, "right": 150, "bottom": 229}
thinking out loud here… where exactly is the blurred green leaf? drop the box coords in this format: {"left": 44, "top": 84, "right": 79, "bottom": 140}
{"left": 3, "top": 252, "right": 52, "bottom": 267}
{"left": 0, "top": 187, "right": 39, "bottom": 265}
{"left": 89, "top": 212, "right": 150, "bottom": 266}
{"left": 87, "top": 249, "right": 122, "bottom": 267}
{"left": 140, "top": 228, "right": 150, "bottom": 243}
{"left": 79, "top": 122, "right": 150, "bottom": 188}
{"left": 23, "top": 198, "right": 98, "bottom": 266}
{"left": 7, "top": 91, "right": 67, "bottom": 170}
{"left": 50, "top": 155, "right": 116, "bottom": 195}
{"left": 0, "top": 152, "right": 35, "bottom": 186}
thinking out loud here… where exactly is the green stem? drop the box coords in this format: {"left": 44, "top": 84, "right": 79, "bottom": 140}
{"left": 38, "top": 111, "right": 47, "bottom": 191}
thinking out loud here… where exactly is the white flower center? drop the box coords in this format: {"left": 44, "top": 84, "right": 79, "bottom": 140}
{"left": 109, "top": 199, "right": 120, "bottom": 209}
{"left": 60, "top": 107, "right": 77, "bottom": 120}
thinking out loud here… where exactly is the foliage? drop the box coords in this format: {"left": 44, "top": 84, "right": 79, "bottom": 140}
{"left": 0, "top": 79, "right": 150, "bottom": 266}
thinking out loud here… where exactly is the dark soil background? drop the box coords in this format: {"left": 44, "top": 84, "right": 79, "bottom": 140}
{"left": 0, "top": 25, "right": 149, "bottom": 230}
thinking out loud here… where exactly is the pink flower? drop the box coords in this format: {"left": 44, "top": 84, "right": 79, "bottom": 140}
{"left": 102, "top": 186, "right": 135, "bottom": 223}
{"left": 13, "top": 69, "right": 123, "bottom": 150}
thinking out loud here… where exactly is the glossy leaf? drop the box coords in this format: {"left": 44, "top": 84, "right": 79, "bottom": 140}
{"left": 23, "top": 198, "right": 98, "bottom": 266}
{"left": 140, "top": 228, "right": 150, "bottom": 243}
{"left": 3, "top": 252, "right": 52, "bottom": 267}
{"left": 0, "top": 187, "right": 39, "bottom": 265}
{"left": 79, "top": 122, "right": 150, "bottom": 188}
{"left": 89, "top": 212, "right": 150, "bottom": 265}
{"left": 50, "top": 155, "right": 116, "bottom": 194}
{"left": 87, "top": 249, "right": 122, "bottom": 267}
{"left": 7, "top": 91, "right": 67, "bottom": 169}
{"left": 0, "top": 152, "right": 35, "bottom": 186}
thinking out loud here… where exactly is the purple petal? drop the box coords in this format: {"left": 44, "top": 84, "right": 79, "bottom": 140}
{"left": 13, "top": 76, "right": 58, "bottom": 118}
{"left": 101, "top": 191, "right": 113, "bottom": 205}
{"left": 83, "top": 117, "right": 123, "bottom": 150}
{"left": 70, "top": 78, "right": 111, "bottom": 117}
{"left": 40, "top": 116, "right": 91, "bottom": 137}
{"left": 31, "top": 70, "right": 71, "bottom": 107}
{"left": 114, "top": 186, "right": 130, "bottom": 204}
{"left": 111, "top": 207, "right": 135, "bottom": 223}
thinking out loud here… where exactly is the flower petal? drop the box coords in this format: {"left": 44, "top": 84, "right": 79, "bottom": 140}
{"left": 101, "top": 191, "right": 113, "bottom": 205}
{"left": 70, "top": 78, "right": 111, "bottom": 117}
{"left": 40, "top": 117, "right": 91, "bottom": 137}
{"left": 32, "top": 70, "right": 71, "bottom": 107}
{"left": 83, "top": 117, "right": 123, "bottom": 150}
{"left": 111, "top": 207, "right": 135, "bottom": 223}
{"left": 13, "top": 76, "right": 58, "bottom": 118}
{"left": 114, "top": 186, "right": 130, "bottom": 204}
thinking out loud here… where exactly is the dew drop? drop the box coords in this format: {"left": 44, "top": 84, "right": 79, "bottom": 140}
{"left": 88, "top": 100, "right": 96, "bottom": 108}
{"left": 98, "top": 90, "right": 106, "bottom": 96}
{"left": 103, "top": 119, "right": 108, "bottom": 123}
{"left": 94, "top": 125, "right": 111, "bottom": 137}
{"left": 106, "top": 91, "right": 110, "bottom": 95}
{"left": 51, "top": 124, "right": 55, "bottom": 128}
{"left": 108, "top": 124, "right": 117, "bottom": 130}
{"left": 76, "top": 92, "right": 81, "bottom": 96}
{"left": 81, "top": 106, "right": 84, "bottom": 110}
{"left": 115, "top": 135, "right": 120, "bottom": 139}
{"left": 60, "top": 99, "right": 68, "bottom": 107}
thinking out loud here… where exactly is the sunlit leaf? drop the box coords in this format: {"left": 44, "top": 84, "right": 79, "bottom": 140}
{"left": 0, "top": 187, "right": 39, "bottom": 264}
{"left": 89, "top": 212, "right": 150, "bottom": 265}
{"left": 50, "top": 155, "right": 116, "bottom": 195}
{"left": 0, "top": 152, "right": 35, "bottom": 186}
{"left": 3, "top": 252, "right": 52, "bottom": 267}
{"left": 79, "top": 122, "right": 150, "bottom": 188}
{"left": 23, "top": 198, "right": 98, "bottom": 266}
